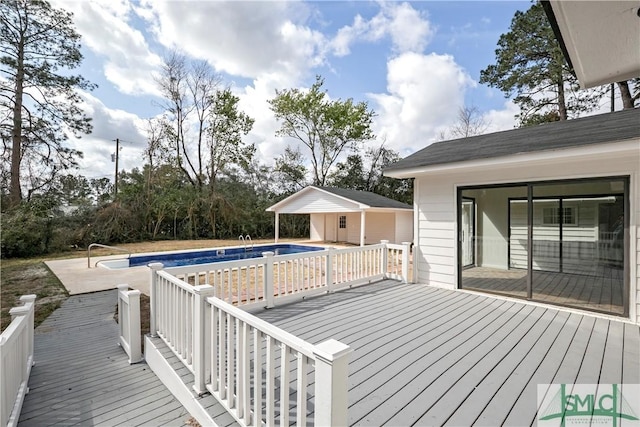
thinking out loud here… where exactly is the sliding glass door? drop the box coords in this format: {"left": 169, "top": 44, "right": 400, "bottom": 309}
{"left": 459, "top": 185, "right": 528, "bottom": 299}
{"left": 459, "top": 177, "right": 628, "bottom": 316}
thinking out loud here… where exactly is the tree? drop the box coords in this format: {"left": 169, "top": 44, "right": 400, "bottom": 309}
{"left": 272, "top": 146, "right": 308, "bottom": 194}
{"left": 327, "top": 154, "right": 366, "bottom": 190}
{"left": 617, "top": 79, "right": 640, "bottom": 109}
{"left": 155, "top": 52, "right": 221, "bottom": 188}
{"left": 447, "top": 106, "right": 490, "bottom": 139}
{"left": 205, "top": 88, "right": 254, "bottom": 238}
{"left": 1, "top": 0, "right": 95, "bottom": 206}
{"left": 328, "top": 143, "right": 413, "bottom": 205}
{"left": 207, "top": 88, "right": 254, "bottom": 189}
{"left": 269, "top": 76, "right": 375, "bottom": 186}
{"left": 56, "top": 174, "right": 91, "bottom": 205}
{"left": 480, "top": 2, "right": 602, "bottom": 126}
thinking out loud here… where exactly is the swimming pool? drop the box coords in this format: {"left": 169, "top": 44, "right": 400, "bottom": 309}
{"left": 98, "top": 244, "right": 325, "bottom": 269}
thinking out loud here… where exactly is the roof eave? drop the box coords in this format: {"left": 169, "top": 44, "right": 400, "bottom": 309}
{"left": 384, "top": 139, "right": 640, "bottom": 178}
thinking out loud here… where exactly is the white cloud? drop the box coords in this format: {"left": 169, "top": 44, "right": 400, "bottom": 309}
{"left": 331, "top": 2, "right": 433, "bottom": 56}
{"left": 369, "top": 52, "right": 475, "bottom": 156}
{"left": 234, "top": 76, "right": 289, "bottom": 166}
{"left": 66, "top": 92, "right": 148, "bottom": 179}
{"left": 55, "top": 0, "right": 163, "bottom": 96}
{"left": 483, "top": 100, "right": 519, "bottom": 133}
{"left": 138, "top": 1, "right": 326, "bottom": 84}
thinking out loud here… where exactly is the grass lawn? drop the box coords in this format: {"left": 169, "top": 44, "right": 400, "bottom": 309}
{"left": 1, "top": 238, "right": 303, "bottom": 333}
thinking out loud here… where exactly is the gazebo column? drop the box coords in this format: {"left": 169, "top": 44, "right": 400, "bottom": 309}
{"left": 360, "top": 210, "right": 366, "bottom": 246}
{"left": 275, "top": 212, "right": 280, "bottom": 243}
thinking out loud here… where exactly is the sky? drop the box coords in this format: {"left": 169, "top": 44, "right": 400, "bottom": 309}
{"left": 52, "top": 0, "right": 536, "bottom": 182}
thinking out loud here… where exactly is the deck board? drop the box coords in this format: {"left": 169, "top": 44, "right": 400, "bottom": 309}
{"left": 252, "top": 279, "right": 640, "bottom": 426}
{"left": 463, "top": 266, "right": 625, "bottom": 315}
{"left": 18, "top": 290, "right": 193, "bottom": 427}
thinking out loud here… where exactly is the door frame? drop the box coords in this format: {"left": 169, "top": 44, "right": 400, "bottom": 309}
{"left": 457, "top": 175, "right": 630, "bottom": 317}
{"left": 461, "top": 197, "right": 476, "bottom": 268}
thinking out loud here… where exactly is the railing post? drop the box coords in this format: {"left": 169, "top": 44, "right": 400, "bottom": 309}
{"left": 148, "top": 262, "right": 164, "bottom": 337}
{"left": 262, "top": 252, "right": 275, "bottom": 308}
{"left": 9, "top": 303, "right": 32, "bottom": 367}
{"left": 117, "top": 285, "right": 142, "bottom": 364}
{"left": 325, "top": 248, "right": 334, "bottom": 292}
{"left": 380, "top": 240, "right": 389, "bottom": 278}
{"left": 313, "top": 339, "right": 353, "bottom": 427}
{"left": 401, "top": 242, "right": 411, "bottom": 283}
{"left": 18, "top": 295, "right": 36, "bottom": 366}
{"left": 193, "top": 284, "right": 215, "bottom": 395}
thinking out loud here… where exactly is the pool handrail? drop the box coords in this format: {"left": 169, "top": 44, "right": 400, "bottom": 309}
{"left": 245, "top": 234, "right": 253, "bottom": 251}
{"left": 87, "top": 243, "right": 131, "bottom": 268}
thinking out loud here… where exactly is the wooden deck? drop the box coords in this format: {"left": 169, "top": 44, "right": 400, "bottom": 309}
{"left": 253, "top": 279, "right": 640, "bottom": 426}
{"left": 18, "top": 290, "right": 192, "bottom": 426}
{"left": 462, "top": 266, "right": 625, "bottom": 315}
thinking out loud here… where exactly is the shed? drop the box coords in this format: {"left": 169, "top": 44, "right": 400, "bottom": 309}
{"left": 385, "top": 108, "right": 640, "bottom": 323}
{"left": 266, "top": 186, "right": 413, "bottom": 246}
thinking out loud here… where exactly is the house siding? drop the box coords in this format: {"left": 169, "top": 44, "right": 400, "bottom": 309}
{"left": 413, "top": 142, "right": 639, "bottom": 323}
{"left": 510, "top": 200, "right": 601, "bottom": 274}
{"left": 416, "top": 180, "right": 457, "bottom": 289}
{"left": 365, "top": 212, "right": 395, "bottom": 244}
{"left": 310, "top": 213, "right": 324, "bottom": 241}
{"left": 278, "top": 190, "right": 361, "bottom": 213}
{"left": 395, "top": 211, "right": 414, "bottom": 244}
{"left": 346, "top": 212, "right": 360, "bottom": 244}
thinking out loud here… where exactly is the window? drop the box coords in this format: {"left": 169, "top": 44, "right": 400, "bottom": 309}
{"left": 542, "top": 206, "right": 578, "bottom": 226}
{"left": 339, "top": 215, "right": 346, "bottom": 229}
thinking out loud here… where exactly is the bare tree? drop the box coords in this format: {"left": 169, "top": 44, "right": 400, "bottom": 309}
{"left": 154, "top": 52, "right": 221, "bottom": 188}
{"left": 448, "top": 106, "right": 490, "bottom": 139}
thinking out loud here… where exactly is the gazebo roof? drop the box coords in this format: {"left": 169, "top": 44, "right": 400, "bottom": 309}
{"left": 266, "top": 186, "right": 412, "bottom": 213}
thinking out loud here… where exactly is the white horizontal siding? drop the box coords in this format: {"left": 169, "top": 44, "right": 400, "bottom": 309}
{"left": 395, "top": 211, "right": 414, "bottom": 244}
{"left": 510, "top": 200, "right": 604, "bottom": 274}
{"left": 411, "top": 142, "right": 639, "bottom": 323}
{"left": 415, "top": 179, "right": 456, "bottom": 289}
{"left": 310, "top": 213, "right": 324, "bottom": 240}
{"left": 346, "top": 212, "right": 360, "bottom": 244}
{"left": 365, "top": 212, "right": 395, "bottom": 244}
{"left": 276, "top": 189, "right": 361, "bottom": 214}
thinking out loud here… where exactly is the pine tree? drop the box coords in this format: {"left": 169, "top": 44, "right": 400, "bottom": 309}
{"left": 1, "top": 0, "right": 95, "bottom": 205}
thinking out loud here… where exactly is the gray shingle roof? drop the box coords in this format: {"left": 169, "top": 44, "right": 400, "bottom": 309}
{"left": 386, "top": 108, "right": 640, "bottom": 173}
{"left": 315, "top": 186, "right": 412, "bottom": 209}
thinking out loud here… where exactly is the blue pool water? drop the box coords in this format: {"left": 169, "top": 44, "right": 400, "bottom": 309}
{"left": 128, "top": 244, "right": 324, "bottom": 268}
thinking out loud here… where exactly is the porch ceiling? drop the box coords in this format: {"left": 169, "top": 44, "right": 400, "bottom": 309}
{"left": 545, "top": 1, "right": 640, "bottom": 88}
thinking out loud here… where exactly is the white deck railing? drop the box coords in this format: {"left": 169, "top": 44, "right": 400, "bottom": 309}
{"left": 157, "top": 241, "right": 410, "bottom": 312}
{"left": 117, "top": 285, "right": 143, "bottom": 364}
{"left": 147, "top": 241, "right": 410, "bottom": 425}
{"left": 0, "top": 295, "right": 36, "bottom": 427}
{"left": 202, "top": 295, "right": 352, "bottom": 426}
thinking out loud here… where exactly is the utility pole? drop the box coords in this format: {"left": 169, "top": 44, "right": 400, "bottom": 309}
{"left": 112, "top": 138, "right": 120, "bottom": 196}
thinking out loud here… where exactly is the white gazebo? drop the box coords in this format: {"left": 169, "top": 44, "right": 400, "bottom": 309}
{"left": 266, "top": 186, "right": 413, "bottom": 246}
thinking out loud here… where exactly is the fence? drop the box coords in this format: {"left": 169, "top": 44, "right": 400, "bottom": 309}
{"left": 158, "top": 241, "right": 411, "bottom": 312}
{"left": 117, "top": 285, "right": 143, "bottom": 364}
{"left": 202, "top": 295, "right": 351, "bottom": 426}
{"left": 0, "top": 295, "right": 36, "bottom": 427}
{"left": 148, "top": 241, "right": 410, "bottom": 425}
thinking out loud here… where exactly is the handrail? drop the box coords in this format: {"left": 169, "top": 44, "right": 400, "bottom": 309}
{"left": 245, "top": 234, "right": 253, "bottom": 251}
{"left": 87, "top": 243, "right": 131, "bottom": 268}
{"left": 238, "top": 235, "right": 245, "bottom": 251}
